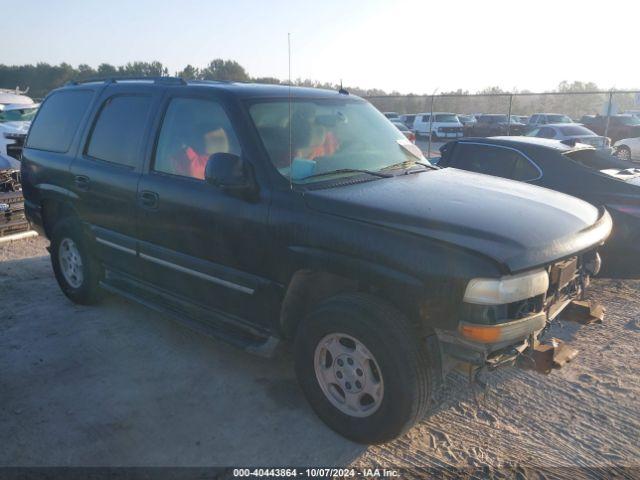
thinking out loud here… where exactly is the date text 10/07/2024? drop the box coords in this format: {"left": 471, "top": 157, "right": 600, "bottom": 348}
{"left": 232, "top": 468, "right": 400, "bottom": 478}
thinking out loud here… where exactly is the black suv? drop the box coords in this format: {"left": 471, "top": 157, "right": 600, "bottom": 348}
{"left": 581, "top": 114, "right": 640, "bottom": 143}
{"left": 21, "top": 78, "right": 612, "bottom": 444}
{"left": 464, "top": 114, "right": 526, "bottom": 137}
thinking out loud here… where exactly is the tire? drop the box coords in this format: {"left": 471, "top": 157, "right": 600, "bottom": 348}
{"left": 50, "top": 217, "right": 104, "bottom": 305}
{"left": 294, "top": 293, "right": 436, "bottom": 444}
{"left": 615, "top": 146, "right": 631, "bottom": 162}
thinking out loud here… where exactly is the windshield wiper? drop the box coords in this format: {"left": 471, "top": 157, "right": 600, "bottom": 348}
{"left": 299, "top": 168, "right": 393, "bottom": 181}
{"left": 380, "top": 160, "right": 438, "bottom": 172}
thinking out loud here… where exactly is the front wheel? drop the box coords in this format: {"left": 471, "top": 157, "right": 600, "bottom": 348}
{"left": 294, "top": 293, "right": 436, "bottom": 444}
{"left": 50, "top": 218, "right": 104, "bottom": 305}
{"left": 615, "top": 146, "right": 632, "bottom": 162}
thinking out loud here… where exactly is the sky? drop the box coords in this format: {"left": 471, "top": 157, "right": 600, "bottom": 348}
{"left": 4, "top": 0, "right": 638, "bottom": 94}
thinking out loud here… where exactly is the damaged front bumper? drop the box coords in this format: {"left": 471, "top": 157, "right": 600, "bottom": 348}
{"left": 437, "top": 253, "right": 605, "bottom": 373}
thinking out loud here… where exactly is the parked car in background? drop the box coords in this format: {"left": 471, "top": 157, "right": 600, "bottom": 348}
{"left": 392, "top": 121, "right": 416, "bottom": 143}
{"left": 0, "top": 168, "right": 32, "bottom": 241}
{"left": 0, "top": 88, "right": 34, "bottom": 110}
{"left": 580, "top": 114, "right": 596, "bottom": 125}
{"left": 0, "top": 91, "right": 36, "bottom": 241}
{"left": 525, "top": 123, "right": 611, "bottom": 150}
{"left": 581, "top": 115, "right": 640, "bottom": 143}
{"left": 623, "top": 110, "right": 640, "bottom": 120}
{"left": 383, "top": 112, "right": 400, "bottom": 120}
{"left": 398, "top": 114, "right": 416, "bottom": 130}
{"left": 0, "top": 103, "right": 39, "bottom": 169}
{"left": 614, "top": 137, "right": 640, "bottom": 162}
{"left": 439, "top": 137, "right": 636, "bottom": 273}
{"left": 21, "top": 78, "right": 611, "bottom": 443}
{"left": 412, "top": 112, "right": 464, "bottom": 139}
{"left": 464, "top": 114, "right": 526, "bottom": 137}
{"left": 528, "top": 113, "right": 574, "bottom": 128}
{"left": 457, "top": 114, "right": 477, "bottom": 128}
{"left": 513, "top": 115, "right": 529, "bottom": 124}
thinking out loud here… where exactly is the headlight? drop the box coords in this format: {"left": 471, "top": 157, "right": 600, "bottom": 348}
{"left": 463, "top": 269, "right": 549, "bottom": 305}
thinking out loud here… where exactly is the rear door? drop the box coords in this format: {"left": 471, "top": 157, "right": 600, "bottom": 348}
{"left": 135, "top": 92, "right": 275, "bottom": 328}
{"left": 70, "top": 84, "right": 160, "bottom": 275}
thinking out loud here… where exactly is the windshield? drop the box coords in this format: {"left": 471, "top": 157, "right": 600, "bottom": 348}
{"left": 434, "top": 114, "right": 458, "bottom": 122}
{"left": 249, "top": 99, "right": 427, "bottom": 183}
{"left": 547, "top": 114, "right": 572, "bottom": 123}
{"left": 0, "top": 106, "right": 38, "bottom": 123}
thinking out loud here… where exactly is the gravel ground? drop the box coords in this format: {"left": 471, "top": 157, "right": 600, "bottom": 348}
{"left": 1, "top": 236, "right": 638, "bottom": 476}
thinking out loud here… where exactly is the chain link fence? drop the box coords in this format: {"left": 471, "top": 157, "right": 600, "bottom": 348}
{"left": 366, "top": 90, "right": 640, "bottom": 158}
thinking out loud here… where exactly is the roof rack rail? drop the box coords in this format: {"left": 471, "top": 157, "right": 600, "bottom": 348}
{"left": 65, "top": 76, "right": 187, "bottom": 86}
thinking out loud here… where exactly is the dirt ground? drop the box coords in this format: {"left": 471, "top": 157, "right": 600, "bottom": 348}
{"left": 1, "top": 236, "right": 639, "bottom": 475}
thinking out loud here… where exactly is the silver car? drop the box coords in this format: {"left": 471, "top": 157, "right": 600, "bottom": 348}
{"left": 525, "top": 123, "right": 611, "bottom": 150}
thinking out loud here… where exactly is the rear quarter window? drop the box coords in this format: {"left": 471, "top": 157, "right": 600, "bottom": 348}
{"left": 26, "top": 90, "right": 94, "bottom": 152}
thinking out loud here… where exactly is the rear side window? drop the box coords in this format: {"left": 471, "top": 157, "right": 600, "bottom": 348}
{"left": 26, "top": 90, "right": 93, "bottom": 152}
{"left": 537, "top": 127, "right": 556, "bottom": 138}
{"left": 86, "top": 95, "right": 152, "bottom": 167}
{"left": 450, "top": 143, "right": 540, "bottom": 181}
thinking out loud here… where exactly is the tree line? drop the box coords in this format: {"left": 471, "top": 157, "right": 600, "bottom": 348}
{"left": 0, "top": 59, "right": 388, "bottom": 99}
{"left": 0, "top": 60, "right": 636, "bottom": 117}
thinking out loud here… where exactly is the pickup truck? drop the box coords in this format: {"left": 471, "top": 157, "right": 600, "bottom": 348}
{"left": 21, "top": 78, "right": 612, "bottom": 444}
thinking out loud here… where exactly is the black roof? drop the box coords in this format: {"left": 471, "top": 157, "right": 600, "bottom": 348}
{"left": 62, "top": 76, "right": 359, "bottom": 100}
{"left": 457, "top": 136, "right": 596, "bottom": 153}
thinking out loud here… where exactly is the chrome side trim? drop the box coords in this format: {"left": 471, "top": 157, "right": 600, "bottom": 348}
{"left": 139, "top": 253, "right": 255, "bottom": 295}
{"left": 95, "top": 237, "right": 136, "bottom": 255}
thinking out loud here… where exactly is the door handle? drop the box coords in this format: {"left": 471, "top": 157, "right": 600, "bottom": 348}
{"left": 138, "top": 190, "right": 159, "bottom": 209}
{"left": 74, "top": 175, "right": 90, "bottom": 190}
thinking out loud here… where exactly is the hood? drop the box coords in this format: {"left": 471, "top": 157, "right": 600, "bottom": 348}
{"left": 304, "top": 168, "right": 610, "bottom": 273}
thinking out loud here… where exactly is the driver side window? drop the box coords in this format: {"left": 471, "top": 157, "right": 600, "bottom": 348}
{"left": 153, "top": 98, "right": 240, "bottom": 180}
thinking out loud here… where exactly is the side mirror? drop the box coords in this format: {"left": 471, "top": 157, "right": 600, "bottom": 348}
{"left": 204, "top": 153, "right": 258, "bottom": 200}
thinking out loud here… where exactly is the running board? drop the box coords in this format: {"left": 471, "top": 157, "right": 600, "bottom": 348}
{"left": 100, "top": 270, "right": 282, "bottom": 358}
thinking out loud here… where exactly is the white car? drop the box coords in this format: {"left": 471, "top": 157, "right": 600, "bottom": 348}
{"left": 0, "top": 103, "right": 39, "bottom": 169}
{"left": 412, "top": 112, "right": 464, "bottom": 139}
{"left": 614, "top": 137, "right": 640, "bottom": 162}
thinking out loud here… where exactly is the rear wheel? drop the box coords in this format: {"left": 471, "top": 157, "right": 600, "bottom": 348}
{"left": 294, "top": 293, "right": 436, "bottom": 444}
{"left": 50, "top": 218, "right": 104, "bottom": 305}
{"left": 615, "top": 145, "right": 632, "bottom": 162}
